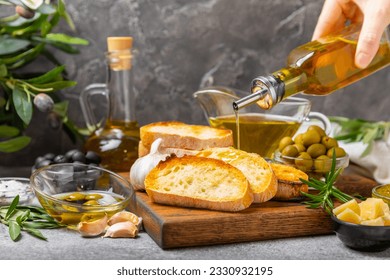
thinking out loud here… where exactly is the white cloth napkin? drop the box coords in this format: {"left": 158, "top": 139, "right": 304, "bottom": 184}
{"left": 339, "top": 137, "right": 390, "bottom": 184}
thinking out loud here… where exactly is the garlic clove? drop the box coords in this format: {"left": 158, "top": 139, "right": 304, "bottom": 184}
{"left": 129, "top": 138, "right": 170, "bottom": 191}
{"left": 103, "top": 221, "right": 138, "bottom": 238}
{"left": 77, "top": 214, "right": 108, "bottom": 237}
{"left": 107, "top": 211, "right": 139, "bottom": 226}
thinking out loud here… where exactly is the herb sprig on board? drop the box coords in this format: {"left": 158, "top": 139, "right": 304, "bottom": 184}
{"left": 0, "top": 195, "right": 64, "bottom": 241}
{"left": 330, "top": 116, "right": 390, "bottom": 157}
{"left": 299, "top": 154, "right": 363, "bottom": 214}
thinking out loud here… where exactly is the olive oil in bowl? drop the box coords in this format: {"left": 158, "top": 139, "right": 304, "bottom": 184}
{"left": 209, "top": 113, "right": 301, "bottom": 158}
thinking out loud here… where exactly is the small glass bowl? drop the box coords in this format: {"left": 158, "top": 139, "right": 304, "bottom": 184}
{"left": 0, "top": 177, "right": 36, "bottom": 206}
{"left": 30, "top": 163, "right": 135, "bottom": 227}
{"left": 372, "top": 184, "right": 390, "bottom": 207}
{"left": 273, "top": 150, "right": 349, "bottom": 178}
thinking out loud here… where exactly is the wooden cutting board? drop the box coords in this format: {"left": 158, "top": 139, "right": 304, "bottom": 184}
{"left": 124, "top": 169, "right": 377, "bottom": 249}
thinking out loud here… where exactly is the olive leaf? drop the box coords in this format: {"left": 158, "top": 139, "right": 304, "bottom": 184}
{"left": 45, "top": 33, "right": 89, "bottom": 45}
{"left": 12, "top": 87, "right": 32, "bottom": 125}
{"left": 0, "top": 64, "right": 7, "bottom": 77}
{"left": 25, "top": 65, "right": 64, "bottom": 84}
{"left": 24, "top": 228, "right": 47, "bottom": 240}
{"left": 9, "top": 220, "right": 21, "bottom": 241}
{"left": 0, "top": 125, "right": 20, "bottom": 138}
{"left": 0, "top": 136, "right": 31, "bottom": 152}
{"left": 5, "top": 194, "right": 19, "bottom": 220}
{"left": 0, "top": 37, "right": 30, "bottom": 55}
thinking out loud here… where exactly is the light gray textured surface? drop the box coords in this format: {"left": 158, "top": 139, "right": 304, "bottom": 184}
{"left": 0, "top": 223, "right": 389, "bottom": 260}
{"left": 0, "top": 0, "right": 389, "bottom": 168}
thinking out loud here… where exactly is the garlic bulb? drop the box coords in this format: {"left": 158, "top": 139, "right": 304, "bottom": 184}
{"left": 107, "top": 211, "right": 139, "bottom": 226}
{"left": 130, "top": 138, "right": 169, "bottom": 191}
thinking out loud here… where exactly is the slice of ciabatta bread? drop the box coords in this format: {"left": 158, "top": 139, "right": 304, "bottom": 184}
{"left": 196, "top": 147, "right": 277, "bottom": 203}
{"left": 140, "top": 121, "right": 233, "bottom": 152}
{"left": 144, "top": 155, "right": 253, "bottom": 212}
{"left": 138, "top": 141, "right": 199, "bottom": 157}
{"left": 270, "top": 163, "right": 308, "bottom": 201}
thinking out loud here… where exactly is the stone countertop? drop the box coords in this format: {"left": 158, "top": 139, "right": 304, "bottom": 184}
{"left": 1, "top": 223, "right": 389, "bottom": 260}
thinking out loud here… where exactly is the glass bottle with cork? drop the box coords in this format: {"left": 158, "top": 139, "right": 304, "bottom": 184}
{"left": 233, "top": 24, "right": 390, "bottom": 111}
{"left": 80, "top": 37, "right": 140, "bottom": 172}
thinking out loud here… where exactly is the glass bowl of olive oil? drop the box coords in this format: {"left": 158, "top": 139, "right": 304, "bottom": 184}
{"left": 30, "top": 163, "right": 135, "bottom": 227}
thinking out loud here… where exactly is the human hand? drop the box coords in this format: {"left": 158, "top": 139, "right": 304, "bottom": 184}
{"left": 312, "top": 0, "right": 390, "bottom": 69}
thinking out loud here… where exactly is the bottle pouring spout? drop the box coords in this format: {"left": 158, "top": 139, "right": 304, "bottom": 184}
{"left": 232, "top": 87, "right": 268, "bottom": 111}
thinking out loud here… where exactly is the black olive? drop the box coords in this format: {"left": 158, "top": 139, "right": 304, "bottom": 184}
{"left": 35, "top": 159, "right": 52, "bottom": 169}
{"left": 85, "top": 151, "right": 101, "bottom": 164}
{"left": 34, "top": 156, "right": 46, "bottom": 165}
{"left": 53, "top": 154, "right": 68, "bottom": 164}
{"left": 43, "top": 153, "right": 56, "bottom": 160}
{"left": 33, "top": 93, "right": 54, "bottom": 113}
{"left": 65, "top": 149, "right": 80, "bottom": 161}
{"left": 71, "top": 151, "right": 86, "bottom": 163}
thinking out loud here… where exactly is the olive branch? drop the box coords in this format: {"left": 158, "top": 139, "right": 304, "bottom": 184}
{"left": 0, "top": 0, "right": 88, "bottom": 153}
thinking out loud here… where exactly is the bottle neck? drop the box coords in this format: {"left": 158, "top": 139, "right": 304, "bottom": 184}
{"left": 106, "top": 50, "right": 136, "bottom": 123}
{"left": 233, "top": 67, "right": 306, "bottom": 111}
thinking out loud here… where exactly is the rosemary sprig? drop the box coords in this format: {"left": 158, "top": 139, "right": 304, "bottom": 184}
{"left": 0, "top": 195, "right": 64, "bottom": 241}
{"left": 330, "top": 116, "right": 390, "bottom": 157}
{"left": 299, "top": 153, "right": 360, "bottom": 214}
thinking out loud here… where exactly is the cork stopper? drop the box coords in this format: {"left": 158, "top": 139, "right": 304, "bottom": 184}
{"left": 107, "top": 37, "right": 133, "bottom": 70}
{"left": 107, "top": 37, "right": 133, "bottom": 52}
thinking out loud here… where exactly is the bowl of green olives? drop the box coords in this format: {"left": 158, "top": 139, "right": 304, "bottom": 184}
{"left": 30, "top": 163, "right": 135, "bottom": 227}
{"left": 273, "top": 125, "right": 349, "bottom": 177}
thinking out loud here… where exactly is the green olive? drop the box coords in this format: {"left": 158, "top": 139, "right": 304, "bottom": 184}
{"left": 293, "top": 143, "right": 306, "bottom": 153}
{"left": 64, "top": 192, "right": 85, "bottom": 202}
{"left": 321, "top": 136, "right": 339, "bottom": 149}
{"left": 314, "top": 155, "right": 332, "bottom": 173}
{"left": 306, "top": 143, "right": 327, "bottom": 158}
{"left": 294, "top": 152, "right": 313, "bottom": 172}
{"left": 307, "top": 125, "right": 326, "bottom": 137}
{"left": 294, "top": 134, "right": 304, "bottom": 145}
{"left": 278, "top": 136, "right": 294, "bottom": 152}
{"left": 301, "top": 130, "right": 321, "bottom": 147}
{"left": 83, "top": 200, "right": 100, "bottom": 206}
{"left": 85, "top": 193, "right": 104, "bottom": 200}
{"left": 327, "top": 147, "right": 347, "bottom": 158}
{"left": 281, "top": 145, "right": 299, "bottom": 157}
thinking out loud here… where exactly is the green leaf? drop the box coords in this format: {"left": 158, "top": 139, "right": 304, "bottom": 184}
{"left": 12, "top": 87, "right": 33, "bottom": 125}
{"left": 37, "top": 80, "right": 76, "bottom": 92}
{"left": 24, "top": 228, "right": 47, "bottom": 240}
{"left": 58, "top": 0, "right": 75, "bottom": 31}
{"left": 45, "top": 33, "right": 89, "bottom": 45}
{"left": 16, "top": 209, "right": 29, "bottom": 225}
{"left": 5, "top": 195, "right": 19, "bottom": 220}
{"left": 9, "top": 220, "right": 21, "bottom": 241}
{"left": 40, "top": 20, "right": 51, "bottom": 37}
{"left": 53, "top": 100, "right": 68, "bottom": 117}
{"left": 25, "top": 65, "right": 65, "bottom": 84}
{"left": 0, "top": 125, "right": 20, "bottom": 138}
{"left": 0, "top": 136, "right": 31, "bottom": 152}
{"left": 0, "top": 37, "right": 30, "bottom": 55}
{"left": 0, "top": 64, "right": 7, "bottom": 77}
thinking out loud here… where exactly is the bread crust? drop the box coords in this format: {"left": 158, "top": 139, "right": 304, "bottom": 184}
{"left": 138, "top": 141, "right": 200, "bottom": 157}
{"left": 145, "top": 156, "right": 253, "bottom": 212}
{"left": 197, "top": 147, "right": 278, "bottom": 203}
{"left": 270, "top": 163, "right": 309, "bottom": 201}
{"left": 140, "top": 121, "right": 233, "bottom": 151}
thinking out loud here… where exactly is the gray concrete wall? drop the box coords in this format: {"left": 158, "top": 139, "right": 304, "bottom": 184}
{"left": 1, "top": 0, "right": 389, "bottom": 169}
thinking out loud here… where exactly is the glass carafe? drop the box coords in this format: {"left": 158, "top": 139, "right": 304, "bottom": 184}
{"left": 80, "top": 37, "right": 139, "bottom": 172}
{"left": 234, "top": 24, "right": 390, "bottom": 110}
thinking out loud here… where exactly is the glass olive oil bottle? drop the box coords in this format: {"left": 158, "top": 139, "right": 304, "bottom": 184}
{"left": 81, "top": 37, "right": 140, "bottom": 172}
{"left": 233, "top": 24, "right": 390, "bottom": 110}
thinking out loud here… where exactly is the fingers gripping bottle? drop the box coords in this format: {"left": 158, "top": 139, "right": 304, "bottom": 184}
{"left": 233, "top": 24, "right": 390, "bottom": 110}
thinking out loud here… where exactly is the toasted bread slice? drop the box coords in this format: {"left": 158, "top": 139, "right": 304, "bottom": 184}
{"left": 270, "top": 163, "right": 308, "bottom": 201}
{"left": 140, "top": 121, "right": 233, "bottom": 151}
{"left": 196, "top": 147, "right": 277, "bottom": 203}
{"left": 145, "top": 156, "right": 253, "bottom": 212}
{"left": 138, "top": 141, "right": 199, "bottom": 157}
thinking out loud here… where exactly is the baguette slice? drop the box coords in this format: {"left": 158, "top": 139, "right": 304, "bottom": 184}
{"left": 140, "top": 121, "right": 233, "bottom": 151}
{"left": 196, "top": 147, "right": 277, "bottom": 203}
{"left": 138, "top": 141, "right": 199, "bottom": 157}
{"left": 270, "top": 163, "right": 309, "bottom": 201}
{"left": 145, "top": 156, "right": 253, "bottom": 212}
